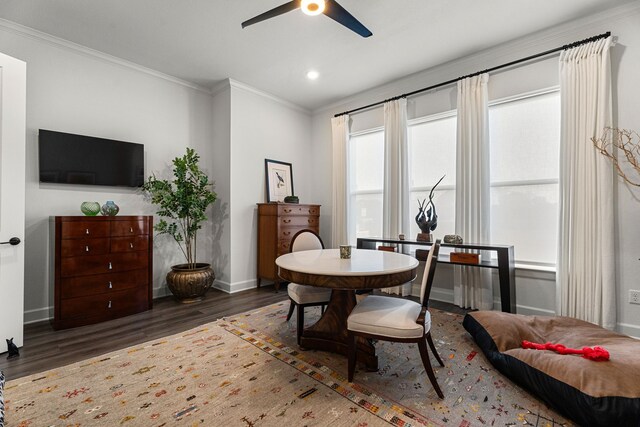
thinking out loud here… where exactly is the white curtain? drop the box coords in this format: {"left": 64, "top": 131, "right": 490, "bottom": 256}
{"left": 331, "top": 115, "right": 350, "bottom": 248}
{"left": 557, "top": 37, "right": 615, "bottom": 329}
{"left": 454, "top": 74, "right": 493, "bottom": 310}
{"left": 382, "top": 98, "right": 411, "bottom": 296}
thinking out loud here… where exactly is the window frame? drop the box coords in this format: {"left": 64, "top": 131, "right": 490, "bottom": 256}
{"left": 346, "top": 86, "right": 561, "bottom": 270}
{"left": 487, "top": 86, "right": 561, "bottom": 268}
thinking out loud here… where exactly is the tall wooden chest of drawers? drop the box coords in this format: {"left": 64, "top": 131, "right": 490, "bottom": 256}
{"left": 256, "top": 203, "right": 320, "bottom": 291}
{"left": 50, "top": 216, "right": 153, "bottom": 329}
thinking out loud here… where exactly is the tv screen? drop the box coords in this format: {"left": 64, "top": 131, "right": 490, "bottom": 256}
{"left": 39, "top": 129, "right": 144, "bottom": 187}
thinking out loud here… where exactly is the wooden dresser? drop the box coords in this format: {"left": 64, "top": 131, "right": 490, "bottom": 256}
{"left": 50, "top": 215, "right": 153, "bottom": 329}
{"left": 257, "top": 203, "right": 320, "bottom": 291}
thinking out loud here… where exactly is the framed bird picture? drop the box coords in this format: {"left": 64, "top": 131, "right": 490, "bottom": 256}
{"left": 265, "top": 159, "right": 294, "bottom": 202}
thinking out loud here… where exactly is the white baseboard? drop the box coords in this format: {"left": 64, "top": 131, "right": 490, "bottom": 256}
{"left": 509, "top": 304, "right": 556, "bottom": 316}
{"left": 617, "top": 322, "right": 640, "bottom": 339}
{"left": 429, "top": 286, "right": 454, "bottom": 304}
{"left": 153, "top": 285, "right": 171, "bottom": 299}
{"left": 428, "top": 286, "right": 557, "bottom": 317}
{"left": 214, "top": 278, "right": 260, "bottom": 294}
{"left": 24, "top": 306, "right": 52, "bottom": 325}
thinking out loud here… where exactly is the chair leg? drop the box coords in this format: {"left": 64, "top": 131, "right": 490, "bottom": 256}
{"left": 286, "top": 299, "right": 296, "bottom": 322}
{"left": 321, "top": 304, "right": 326, "bottom": 314}
{"left": 347, "top": 331, "right": 357, "bottom": 382}
{"left": 426, "top": 331, "right": 444, "bottom": 367}
{"left": 297, "top": 304, "right": 304, "bottom": 346}
{"left": 417, "top": 339, "right": 444, "bottom": 399}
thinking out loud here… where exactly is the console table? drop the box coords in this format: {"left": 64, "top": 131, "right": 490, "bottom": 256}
{"left": 356, "top": 237, "right": 516, "bottom": 313}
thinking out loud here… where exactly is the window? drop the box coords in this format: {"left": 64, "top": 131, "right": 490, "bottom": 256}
{"left": 348, "top": 129, "right": 384, "bottom": 244}
{"left": 489, "top": 90, "right": 560, "bottom": 265}
{"left": 408, "top": 113, "right": 457, "bottom": 240}
{"left": 347, "top": 88, "right": 560, "bottom": 267}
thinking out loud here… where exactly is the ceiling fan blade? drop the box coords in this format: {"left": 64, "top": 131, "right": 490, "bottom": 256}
{"left": 323, "top": 0, "right": 372, "bottom": 37}
{"left": 241, "top": 1, "right": 300, "bottom": 29}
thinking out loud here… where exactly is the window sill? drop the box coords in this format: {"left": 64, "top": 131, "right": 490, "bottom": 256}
{"left": 515, "top": 263, "right": 556, "bottom": 273}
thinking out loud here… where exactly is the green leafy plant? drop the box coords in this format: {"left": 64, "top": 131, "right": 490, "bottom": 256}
{"left": 143, "top": 148, "right": 217, "bottom": 268}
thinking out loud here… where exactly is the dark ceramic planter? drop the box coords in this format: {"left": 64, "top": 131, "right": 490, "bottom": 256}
{"left": 166, "top": 263, "right": 215, "bottom": 303}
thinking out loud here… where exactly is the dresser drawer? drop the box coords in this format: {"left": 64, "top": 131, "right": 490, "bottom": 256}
{"left": 61, "top": 252, "right": 149, "bottom": 277}
{"left": 60, "top": 286, "right": 149, "bottom": 319}
{"left": 279, "top": 216, "right": 319, "bottom": 228}
{"left": 61, "top": 221, "right": 110, "bottom": 239}
{"left": 111, "top": 236, "right": 149, "bottom": 253}
{"left": 111, "top": 219, "right": 149, "bottom": 236}
{"left": 277, "top": 239, "right": 292, "bottom": 256}
{"left": 278, "top": 205, "right": 320, "bottom": 216}
{"left": 60, "top": 269, "right": 147, "bottom": 299}
{"left": 61, "top": 238, "right": 110, "bottom": 257}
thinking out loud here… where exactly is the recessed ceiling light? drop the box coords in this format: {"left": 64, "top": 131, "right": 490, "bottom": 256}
{"left": 306, "top": 70, "right": 320, "bottom": 80}
{"left": 301, "top": 0, "right": 325, "bottom": 16}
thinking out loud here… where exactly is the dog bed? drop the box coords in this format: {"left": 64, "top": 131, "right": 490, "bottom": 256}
{"left": 463, "top": 311, "right": 640, "bottom": 426}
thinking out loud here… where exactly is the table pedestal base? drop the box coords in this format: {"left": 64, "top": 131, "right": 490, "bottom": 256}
{"left": 300, "top": 289, "right": 378, "bottom": 371}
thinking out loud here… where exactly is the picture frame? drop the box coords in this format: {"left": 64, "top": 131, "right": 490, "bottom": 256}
{"left": 265, "top": 159, "right": 294, "bottom": 202}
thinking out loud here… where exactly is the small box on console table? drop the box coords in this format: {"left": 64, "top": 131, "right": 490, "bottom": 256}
{"left": 415, "top": 249, "right": 429, "bottom": 261}
{"left": 450, "top": 252, "right": 481, "bottom": 264}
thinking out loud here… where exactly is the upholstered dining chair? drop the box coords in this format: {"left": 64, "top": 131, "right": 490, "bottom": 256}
{"left": 346, "top": 239, "right": 445, "bottom": 398}
{"left": 285, "top": 229, "right": 332, "bottom": 345}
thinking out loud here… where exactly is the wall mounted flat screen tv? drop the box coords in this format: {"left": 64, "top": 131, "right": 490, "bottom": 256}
{"left": 39, "top": 129, "right": 144, "bottom": 187}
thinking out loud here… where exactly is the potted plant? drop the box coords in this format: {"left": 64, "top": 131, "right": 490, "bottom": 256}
{"left": 143, "top": 147, "right": 217, "bottom": 303}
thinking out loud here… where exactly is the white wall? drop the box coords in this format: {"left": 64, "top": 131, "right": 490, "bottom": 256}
{"left": 223, "top": 81, "right": 313, "bottom": 293}
{"left": 0, "top": 23, "right": 216, "bottom": 323}
{"left": 210, "top": 85, "right": 232, "bottom": 288}
{"left": 311, "top": 3, "right": 640, "bottom": 336}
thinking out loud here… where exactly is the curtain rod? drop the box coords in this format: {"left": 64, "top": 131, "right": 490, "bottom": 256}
{"left": 334, "top": 31, "right": 611, "bottom": 118}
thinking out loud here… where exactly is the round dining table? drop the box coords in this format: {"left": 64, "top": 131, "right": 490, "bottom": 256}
{"left": 276, "top": 248, "right": 419, "bottom": 370}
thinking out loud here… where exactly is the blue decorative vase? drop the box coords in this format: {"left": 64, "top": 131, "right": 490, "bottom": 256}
{"left": 101, "top": 200, "right": 120, "bottom": 216}
{"left": 80, "top": 201, "right": 101, "bottom": 216}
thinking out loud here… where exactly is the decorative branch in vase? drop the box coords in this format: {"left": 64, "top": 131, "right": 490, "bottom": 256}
{"left": 593, "top": 127, "right": 640, "bottom": 261}
{"left": 592, "top": 127, "right": 640, "bottom": 186}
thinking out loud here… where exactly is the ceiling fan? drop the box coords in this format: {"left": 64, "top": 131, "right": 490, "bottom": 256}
{"left": 241, "top": 0, "right": 373, "bottom": 38}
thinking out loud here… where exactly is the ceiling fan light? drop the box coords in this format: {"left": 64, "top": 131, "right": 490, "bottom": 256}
{"left": 301, "top": 0, "right": 325, "bottom": 16}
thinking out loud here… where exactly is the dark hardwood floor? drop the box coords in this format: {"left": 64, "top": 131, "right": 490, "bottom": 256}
{"left": 0, "top": 286, "right": 467, "bottom": 380}
{"left": 1, "top": 286, "right": 289, "bottom": 380}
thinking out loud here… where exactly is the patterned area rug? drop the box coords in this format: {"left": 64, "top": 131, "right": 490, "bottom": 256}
{"left": 4, "top": 302, "right": 571, "bottom": 426}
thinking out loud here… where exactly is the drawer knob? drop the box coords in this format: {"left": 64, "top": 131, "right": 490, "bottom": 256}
{"left": 108, "top": 262, "right": 113, "bottom": 270}
{"left": 108, "top": 300, "right": 112, "bottom": 309}
{"left": 85, "top": 245, "right": 89, "bottom": 252}
{"left": 86, "top": 228, "right": 90, "bottom": 235}
{"left": 283, "top": 219, "right": 291, "bottom": 224}
{"left": 130, "top": 242, "right": 134, "bottom": 249}
{"left": 108, "top": 281, "right": 113, "bottom": 289}
{"left": 130, "top": 227, "right": 134, "bottom": 233}
{"left": 284, "top": 208, "right": 292, "bottom": 213}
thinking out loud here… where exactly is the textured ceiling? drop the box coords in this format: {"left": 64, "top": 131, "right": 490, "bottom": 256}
{"left": 0, "top": 0, "right": 631, "bottom": 110}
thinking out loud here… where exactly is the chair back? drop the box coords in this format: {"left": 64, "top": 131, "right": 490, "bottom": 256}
{"left": 419, "top": 239, "right": 441, "bottom": 306}
{"left": 290, "top": 229, "right": 324, "bottom": 252}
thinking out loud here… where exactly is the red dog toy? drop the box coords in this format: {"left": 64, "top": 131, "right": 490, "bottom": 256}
{"left": 521, "top": 340, "right": 610, "bottom": 361}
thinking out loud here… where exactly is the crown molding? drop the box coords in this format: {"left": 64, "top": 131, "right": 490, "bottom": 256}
{"left": 0, "top": 18, "right": 213, "bottom": 95}
{"left": 312, "top": 1, "right": 640, "bottom": 116}
{"left": 223, "top": 79, "right": 310, "bottom": 114}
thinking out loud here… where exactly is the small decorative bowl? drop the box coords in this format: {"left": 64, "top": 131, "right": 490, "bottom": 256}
{"left": 284, "top": 195, "right": 299, "bottom": 204}
{"left": 80, "top": 201, "right": 101, "bottom": 216}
